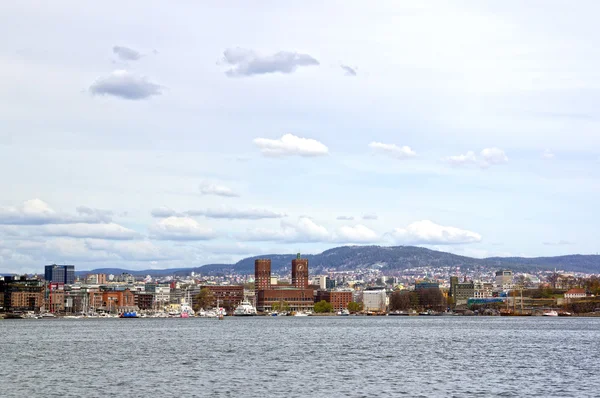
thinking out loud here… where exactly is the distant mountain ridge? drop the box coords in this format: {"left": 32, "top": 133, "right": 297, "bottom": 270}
{"left": 78, "top": 245, "right": 600, "bottom": 276}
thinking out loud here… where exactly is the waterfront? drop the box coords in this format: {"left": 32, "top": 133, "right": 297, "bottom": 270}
{"left": 1, "top": 317, "right": 599, "bottom": 397}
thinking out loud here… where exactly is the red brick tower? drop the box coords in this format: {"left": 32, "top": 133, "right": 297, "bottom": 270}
{"left": 254, "top": 259, "right": 271, "bottom": 291}
{"left": 291, "top": 254, "right": 309, "bottom": 289}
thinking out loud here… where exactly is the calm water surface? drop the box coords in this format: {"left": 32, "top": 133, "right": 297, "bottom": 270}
{"left": 1, "top": 317, "right": 599, "bottom": 397}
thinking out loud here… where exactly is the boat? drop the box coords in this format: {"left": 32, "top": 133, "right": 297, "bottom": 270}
{"left": 119, "top": 311, "right": 138, "bottom": 318}
{"left": 337, "top": 309, "right": 350, "bottom": 316}
{"left": 3, "top": 312, "right": 24, "bottom": 319}
{"left": 41, "top": 313, "right": 56, "bottom": 318}
{"left": 388, "top": 310, "right": 409, "bottom": 316}
{"left": 233, "top": 300, "right": 257, "bottom": 316}
{"left": 558, "top": 311, "right": 573, "bottom": 317}
{"left": 294, "top": 311, "right": 309, "bottom": 317}
{"left": 543, "top": 310, "right": 558, "bottom": 317}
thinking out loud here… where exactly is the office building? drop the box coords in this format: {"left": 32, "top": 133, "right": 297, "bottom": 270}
{"left": 45, "top": 264, "right": 75, "bottom": 285}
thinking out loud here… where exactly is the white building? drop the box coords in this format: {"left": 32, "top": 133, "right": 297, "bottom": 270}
{"left": 564, "top": 288, "right": 586, "bottom": 302}
{"left": 362, "top": 289, "right": 386, "bottom": 312}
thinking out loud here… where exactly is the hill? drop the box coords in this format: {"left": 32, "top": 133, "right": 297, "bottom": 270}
{"left": 78, "top": 245, "right": 600, "bottom": 276}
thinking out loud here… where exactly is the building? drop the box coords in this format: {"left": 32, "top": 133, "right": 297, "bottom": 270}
{"left": 326, "top": 278, "right": 336, "bottom": 290}
{"left": 362, "top": 289, "right": 386, "bottom": 313}
{"left": 200, "top": 285, "right": 244, "bottom": 311}
{"left": 255, "top": 259, "right": 272, "bottom": 291}
{"left": 316, "top": 290, "right": 353, "bottom": 311}
{"left": 45, "top": 264, "right": 75, "bottom": 285}
{"left": 453, "top": 282, "right": 475, "bottom": 306}
{"left": 474, "top": 282, "right": 493, "bottom": 298}
{"left": 292, "top": 254, "right": 309, "bottom": 289}
{"left": 564, "top": 288, "right": 586, "bottom": 302}
{"left": 88, "top": 289, "right": 135, "bottom": 313}
{"left": 85, "top": 273, "right": 107, "bottom": 285}
{"left": 0, "top": 276, "right": 45, "bottom": 312}
{"left": 255, "top": 257, "right": 315, "bottom": 312}
{"left": 257, "top": 288, "right": 314, "bottom": 312}
{"left": 495, "top": 270, "right": 513, "bottom": 289}
{"left": 135, "top": 292, "right": 155, "bottom": 310}
{"left": 449, "top": 276, "right": 459, "bottom": 299}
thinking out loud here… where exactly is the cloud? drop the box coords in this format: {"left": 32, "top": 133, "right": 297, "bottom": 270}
{"left": 362, "top": 214, "right": 378, "bottom": 220}
{"left": 369, "top": 142, "right": 416, "bottom": 159}
{"left": 112, "top": 45, "right": 142, "bottom": 61}
{"left": 542, "top": 240, "right": 573, "bottom": 246}
{"left": 186, "top": 207, "right": 286, "bottom": 220}
{"left": 0, "top": 199, "right": 111, "bottom": 225}
{"left": 444, "top": 148, "right": 508, "bottom": 168}
{"left": 341, "top": 65, "right": 357, "bottom": 76}
{"left": 150, "top": 217, "right": 216, "bottom": 241}
{"left": 222, "top": 47, "right": 319, "bottom": 77}
{"left": 151, "top": 207, "right": 181, "bottom": 218}
{"left": 199, "top": 182, "right": 239, "bottom": 197}
{"left": 89, "top": 70, "right": 162, "bottom": 100}
{"left": 542, "top": 149, "right": 555, "bottom": 160}
{"left": 240, "top": 217, "right": 329, "bottom": 243}
{"left": 387, "top": 220, "right": 482, "bottom": 245}
{"left": 444, "top": 151, "right": 477, "bottom": 166}
{"left": 75, "top": 206, "right": 113, "bottom": 222}
{"left": 480, "top": 147, "right": 509, "bottom": 167}
{"left": 41, "top": 223, "right": 139, "bottom": 240}
{"left": 334, "top": 224, "right": 378, "bottom": 243}
{"left": 253, "top": 134, "right": 329, "bottom": 157}
{"left": 336, "top": 216, "right": 355, "bottom": 221}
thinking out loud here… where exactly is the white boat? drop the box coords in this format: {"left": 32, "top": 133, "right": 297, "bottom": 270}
{"left": 233, "top": 300, "right": 257, "bottom": 316}
{"left": 543, "top": 310, "right": 559, "bottom": 317}
{"left": 294, "top": 311, "right": 309, "bottom": 317}
{"left": 41, "top": 313, "right": 56, "bottom": 318}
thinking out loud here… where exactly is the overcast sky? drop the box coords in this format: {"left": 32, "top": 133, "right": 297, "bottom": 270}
{"left": 1, "top": 1, "right": 599, "bottom": 273}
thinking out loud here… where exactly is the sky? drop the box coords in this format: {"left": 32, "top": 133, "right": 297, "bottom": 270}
{"left": 1, "top": 1, "right": 599, "bottom": 273}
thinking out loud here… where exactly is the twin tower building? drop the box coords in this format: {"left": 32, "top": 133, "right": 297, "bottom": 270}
{"left": 254, "top": 254, "right": 314, "bottom": 312}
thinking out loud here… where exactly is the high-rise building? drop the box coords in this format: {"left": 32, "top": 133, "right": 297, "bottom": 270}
{"left": 45, "top": 265, "right": 75, "bottom": 285}
{"left": 291, "top": 254, "right": 309, "bottom": 289}
{"left": 255, "top": 259, "right": 271, "bottom": 291}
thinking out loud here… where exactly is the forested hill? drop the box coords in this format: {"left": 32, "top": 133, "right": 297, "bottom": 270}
{"left": 80, "top": 246, "right": 600, "bottom": 276}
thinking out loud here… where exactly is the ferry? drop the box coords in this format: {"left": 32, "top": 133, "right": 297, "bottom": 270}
{"left": 233, "top": 300, "right": 257, "bottom": 316}
{"left": 543, "top": 310, "right": 558, "bottom": 317}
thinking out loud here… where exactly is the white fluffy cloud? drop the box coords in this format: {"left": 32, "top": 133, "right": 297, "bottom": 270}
{"left": 480, "top": 147, "right": 509, "bottom": 167}
{"left": 112, "top": 45, "right": 142, "bottom": 61}
{"left": 150, "top": 217, "right": 216, "bottom": 241}
{"left": 254, "top": 134, "right": 329, "bottom": 157}
{"left": 388, "top": 220, "right": 482, "bottom": 245}
{"left": 334, "top": 224, "right": 378, "bottom": 243}
{"left": 222, "top": 47, "right": 319, "bottom": 77}
{"left": 363, "top": 214, "right": 378, "bottom": 220}
{"left": 444, "top": 151, "right": 477, "bottom": 166}
{"left": 89, "top": 70, "right": 162, "bottom": 100}
{"left": 0, "top": 199, "right": 111, "bottom": 225}
{"left": 336, "top": 215, "right": 355, "bottom": 221}
{"left": 199, "top": 182, "right": 240, "bottom": 197}
{"left": 444, "top": 148, "right": 508, "bottom": 168}
{"left": 369, "top": 142, "right": 416, "bottom": 159}
{"left": 41, "top": 223, "right": 139, "bottom": 240}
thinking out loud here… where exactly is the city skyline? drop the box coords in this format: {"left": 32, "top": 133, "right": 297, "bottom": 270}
{"left": 1, "top": 1, "right": 600, "bottom": 273}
